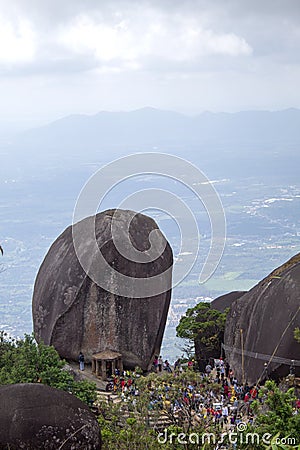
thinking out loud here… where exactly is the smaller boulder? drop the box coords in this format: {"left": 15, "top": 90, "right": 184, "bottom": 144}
{"left": 0, "top": 383, "right": 101, "bottom": 449}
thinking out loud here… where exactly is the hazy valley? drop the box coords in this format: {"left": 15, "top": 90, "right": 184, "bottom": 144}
{"left": 1, "top": 108, "right": 299, "bottom": 360}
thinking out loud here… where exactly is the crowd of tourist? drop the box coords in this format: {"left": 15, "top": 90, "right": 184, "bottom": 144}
{"left": 148, "top": 357, "right": 262, "bottom": 428}
{"left": 101, "top": 354, "right": 300, "bottom": 434}
{"left": 105, "top": 367, "right": 141, "bottom": 394}
{"left": 102, "top": 356, "right": 279, "bottom": 429}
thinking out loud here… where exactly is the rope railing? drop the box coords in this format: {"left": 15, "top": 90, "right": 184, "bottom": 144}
{"left": 221, "top": 343, "right": 300, "bottom": 367}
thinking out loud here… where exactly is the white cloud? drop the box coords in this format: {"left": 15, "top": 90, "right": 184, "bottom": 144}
{"left": 0, "top": 0, "right": 299, "bottom": 126}
{"left": 59, "top": 9, "right": 252, "bottom": 70}
{"left": 0, "top": 15, "right": 36, "bottom": 64}
{"left": 60, "top": 16, "right": 138, "bottom": 64}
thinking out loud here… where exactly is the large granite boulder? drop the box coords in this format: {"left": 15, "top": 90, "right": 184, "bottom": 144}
{"left": 32, "top": 209, "right": 173, "bottom": 370}
{"left": 0, "top": 383, "right": 101, "bottom": 449}
{"left": 224, "top": 254, "right": 300, "bottom": 384}
{"left": 211, "top": 291, "right": 247, "bottom": 312}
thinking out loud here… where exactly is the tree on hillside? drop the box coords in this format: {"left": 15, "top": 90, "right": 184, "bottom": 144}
{"left": 238, "top": 380, "right": 300, "bottom": 449}
{"left": 0, "top": 332, "right": 96, "bottom": 405}
{"left": 176, "top": 302, "right": 228, "bottom": 366}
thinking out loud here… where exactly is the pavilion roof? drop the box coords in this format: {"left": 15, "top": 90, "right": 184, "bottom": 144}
{"left": 92, "top": 350, "right": 122, "bottom": 360}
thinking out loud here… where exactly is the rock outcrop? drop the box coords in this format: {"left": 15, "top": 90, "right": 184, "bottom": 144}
{"left": 224, "top": 254, "right": 300, "bottom": 384}
{"left": 0, "top": 383, "right": 101, "bottom": 449}
{"left": 32, "top": 209, "right": 173, "bottom": 370}
{"left": 211, "top": 291, "right": 247, "bottom": 313}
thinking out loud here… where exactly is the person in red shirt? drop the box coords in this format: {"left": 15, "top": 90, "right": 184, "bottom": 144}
{"left": 244, "top": 392, "right": 250, "bottom": 402}
{"left": 250, "top": 387, "right": 257, "bottom": 399}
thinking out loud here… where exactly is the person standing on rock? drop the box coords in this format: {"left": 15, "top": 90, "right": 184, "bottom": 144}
{"left": 79, "top": 352, "right": 85, "bottom": 371}
{"left": 158, "top": 356, "right": 163, "bottom": 372}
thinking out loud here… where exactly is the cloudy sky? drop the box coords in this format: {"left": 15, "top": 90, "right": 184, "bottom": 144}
{"left": 1, "top": 0, "right": 300, "bottom": 131}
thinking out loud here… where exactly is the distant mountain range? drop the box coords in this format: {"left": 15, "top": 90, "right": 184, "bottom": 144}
{"left": 17, "top": 107, "right": 300, "bottom": 151}
{"left": 5, "top": 107, "right": 298, "bottom": 184}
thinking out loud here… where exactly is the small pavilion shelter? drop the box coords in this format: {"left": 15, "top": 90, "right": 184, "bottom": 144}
{"left": 91, "top": 350, "right": 123, "bottom": 380}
